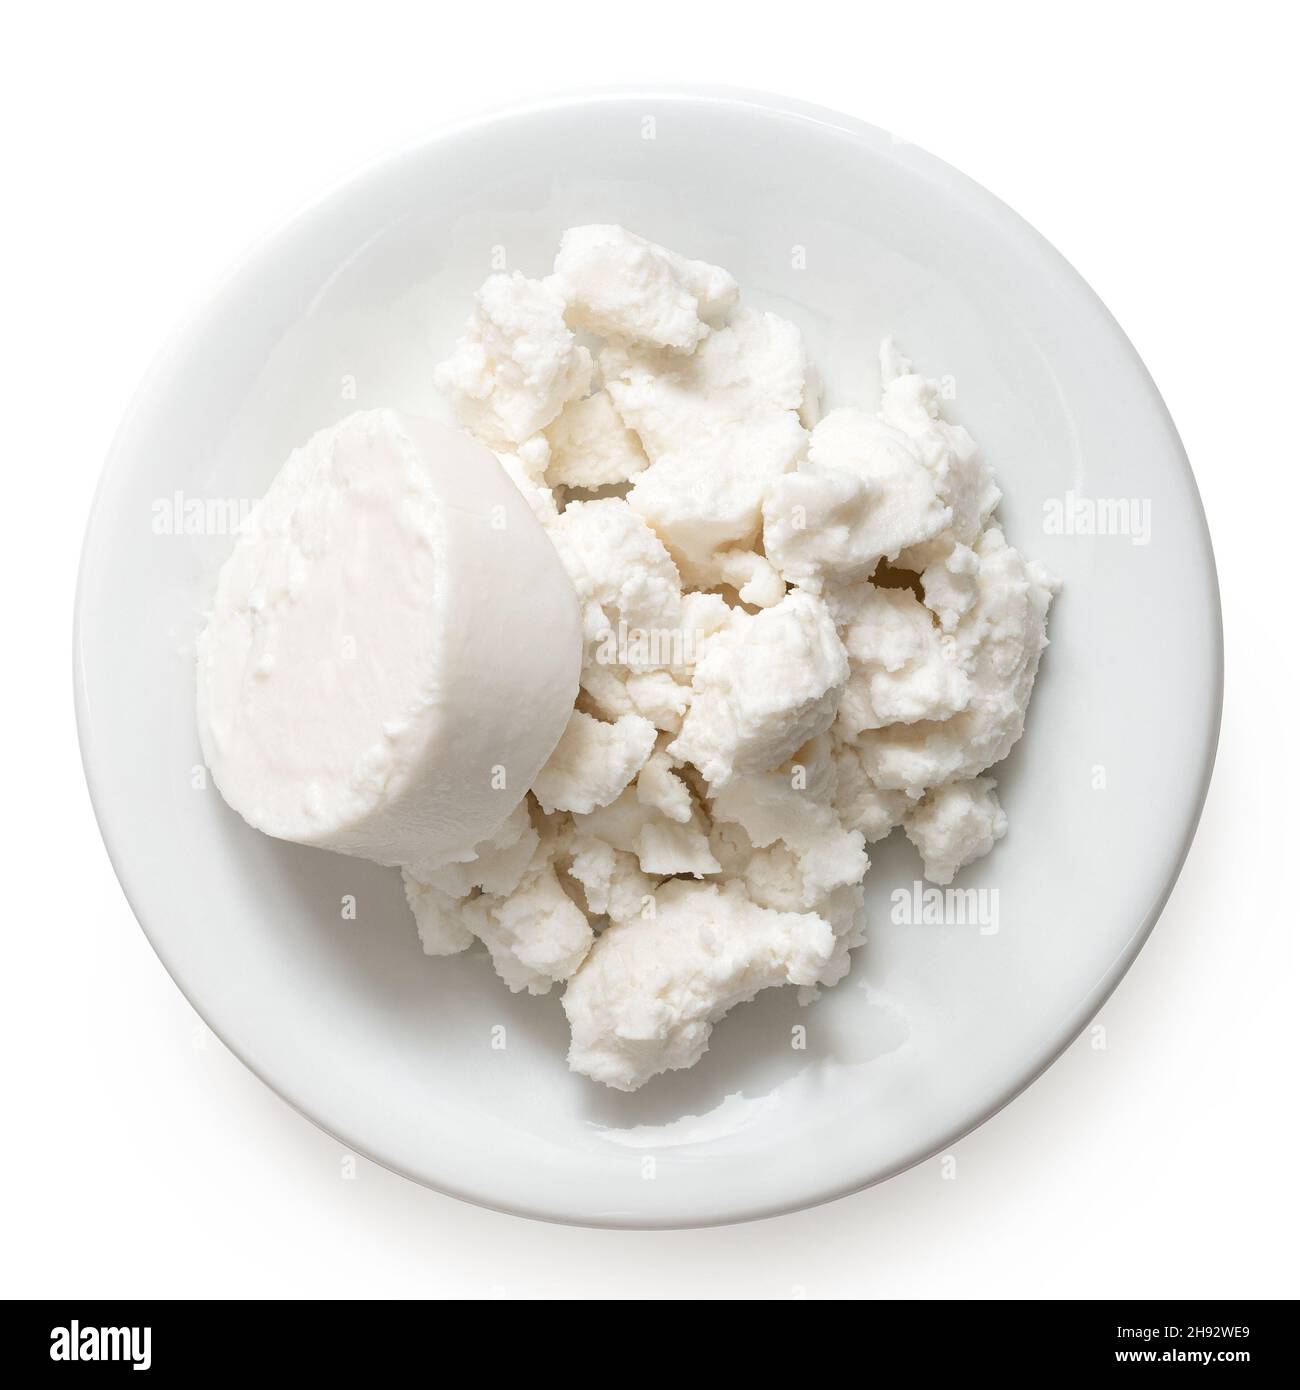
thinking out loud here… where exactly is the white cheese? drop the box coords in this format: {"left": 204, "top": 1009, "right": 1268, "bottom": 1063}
{"left": 425, "top": 247, "right": 1057, "bottom": 1086}
{"left": 904, "top": 776, "right": 1008, "bottom": 886}
{"left": 562, "top": 879, "right": 835, "bottom": 1092}
{"left": 836, "top": 584, "right": 972, "bottom": 734}
{"left": 879, "top": 340, "right": 1001, "bottom": 563}
{"left": 565, "top": 834, "right": 655, "bottom": 922}
{"left": 763, "top": 408, "right": 951, "bottom": 591}
{"left": 553, "top": 224, "right": 738, "bottom": 351}
{"left": 532, "top": 709, "right": 657, "bottom": 815}
{"left": 573, "top": 786, "right": 720, "bottom": 878}
{"left": 851, "top": 528, "right": 1059, "bottom": 795}
{"left": 668, "top": 590, "right": 849, "bottom": 787}
{"left": 434, "top": 272, "right": 592, "bottom": 446}
{"left": 411, "top": 806, "right": 596, "bottom": 996}
{"left": 401, "top": 872, "right": 475, "bottom": 956}
{"left": 609, "top": 308, "right": 811, "bottom": 587}
{"left": 195, "top": 410, "right": 581, "bottom": 873}
{"left": 635, "top": 748, "right": 695, "bottom": 824}
{"left": 544, "top": 388, "right": 649, "bottom": 489}
{"left": 547, "top": 498, "right": 682, "bottom": 648}
{"left": 832, "top": 739, "right": 913, "bottom": 842}
{"left": 470, "top": 860, "right": 595, "bottom": 996}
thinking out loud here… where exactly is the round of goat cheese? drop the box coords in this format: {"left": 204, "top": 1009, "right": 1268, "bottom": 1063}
{"left": 196, "top": 409, "right": 582, "bottom": 871}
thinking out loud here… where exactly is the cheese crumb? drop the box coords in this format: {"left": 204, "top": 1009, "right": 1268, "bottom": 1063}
{"left": 905, "top": 777, "right": 1008, "bottom": 885}
{"left": 554, "top": 224, "right": 738, "bottom": 351}
{"left": 544, "top": 389, "right": 649, "bottom": 490}
{"left": 669, "top": 590, "right": 849, "bottom": 787}
{"left": 435, "top": 272, "right": 592, "bottom": 446}
{"left": 563, "top": 880, "right": 835, "bottom": 1092}
{"left": 532, "top": 710, "right": 656, "bottom": 815}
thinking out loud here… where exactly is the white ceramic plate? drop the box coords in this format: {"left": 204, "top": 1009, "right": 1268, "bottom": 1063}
{"left": 75, "top": 88, "right": 1221, "bottom": 1228}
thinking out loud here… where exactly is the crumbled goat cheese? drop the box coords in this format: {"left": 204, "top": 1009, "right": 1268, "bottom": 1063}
{"left": 836, "top": 584, "right": 972, "bottom": 735}
{"left": 544, "top": 388, "right": 649, "bottom": 489}
{"left": 553, "top": 224, "right": 738, "bottom": 351}
{"left": 831, "top": 739, "right": 913, "bottom": 842}
{"left": 850, "top": 527, "right": 1059, "bottom": 795}
{"left": 402, "top": 871, "right": 476, "bottom": 956}
{"left": 920, "top": 540, "right": 981, "bottom": 632}
{"left": 403, "top": 800, "right": 595, "bottom": 996}
{"left": 904, "top": 776, "right": 1008, "bottom": 886}
{"left": 879, "top": 340, "right": 1002, "bottom": 561}
{"left": 532, "top": 709, "right": 657, "bottom": 815}
{"left": 636, "top": 748, "right": 695, "bottom": 823}
{"left": 762, "top": 408, "right": 952, "bottom": 592}
{"left": 547, "top": 498, "right": 682, "bottom": 647}
{"left": 668, "top": 590, "right": 849, "bottom": 787}
{"left": 610, "top": 308, "right": 811, "bottom": 589}
{"left": 573, "top": 786, "right": 720, "bottom": 879}
{"left": 435, "top": 272, "right": 592, "bottom": 446}
{"left": 423, "top": 225, "right": 1058, "bottom": 1089}
{"left": 562, "top": 879, "right": 835, "bottom": 1092}
{"left": 565, "top": 834, "right": 654, "bottom": 922}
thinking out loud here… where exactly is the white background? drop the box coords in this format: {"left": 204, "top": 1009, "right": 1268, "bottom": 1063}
{"left": 4, "top": 0, "right": 1296, "bottom": 1298}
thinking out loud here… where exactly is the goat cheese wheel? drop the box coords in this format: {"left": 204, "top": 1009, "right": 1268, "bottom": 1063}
{"left": 196, "top": 409, "right": 581, "bottom": 871}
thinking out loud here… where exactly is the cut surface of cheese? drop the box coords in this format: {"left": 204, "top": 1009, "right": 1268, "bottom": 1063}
{"left": 196, "top": 409, "right": 581, "bottom": 871}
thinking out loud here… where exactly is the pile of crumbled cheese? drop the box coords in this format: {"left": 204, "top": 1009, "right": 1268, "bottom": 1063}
{"left": 406, "top": 225, "right": 1058, "bottom": 1092}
